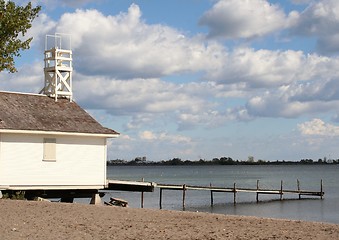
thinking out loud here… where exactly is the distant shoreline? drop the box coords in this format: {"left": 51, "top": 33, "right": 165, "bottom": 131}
{"left": 107, "top": 157, "right": 338, "bottom": 166}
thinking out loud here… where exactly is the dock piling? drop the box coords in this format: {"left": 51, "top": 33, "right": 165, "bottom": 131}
{"left": 280, "top": 180, "right": 283, "bottom": 201}
{"left": 141, "top": 178, "right": 144, "bottom": 208}
{"left": 159, "top": 188, "right": 163, "bottom": 209}
{"left": 233, "top": 182, "right": 236, "bottom": 205}
{"left": 256, "top": 180, "right": 259, "bottom": 203}
{"left": 210, "top": 183, "right": 214, "bottom": 207}
{"left": 321, "top": 179, "right": 323, "bottom": 200}
{"left": 182, "top": 184, "right": 186, "bottom": 210}
{"left": 297, "top": 179, "right": 301, "bottom": 199}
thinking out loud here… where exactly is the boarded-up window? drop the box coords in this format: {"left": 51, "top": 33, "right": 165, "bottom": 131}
{"left": 43, "top": 138, "right": 56, "bottom": 161}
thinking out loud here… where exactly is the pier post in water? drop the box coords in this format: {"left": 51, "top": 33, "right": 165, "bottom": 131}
{"left": 159, "top": 188, "right": 163, "bottom": 209}
{"left": 297, "top": 179, "right": 301, "bottom": 200}
{"left": 233, "top": 182, "right": 236, "bottom": 205}
{"left": 141, "top": 178, "right": 144, "bottom": 208}
{"left": 280, "top": 180, "right": 283, "bottom": 201}
{"left": 321, "top": 179, "right": 323, "bottom": 200}
{"left": 256, "top": 180, "right": 259, "bottom": 203}
{"left": 210, "top": 183, "right": 214, "bottom": 207}
{"left": 182, "top": 184, "right": 186, "bottom": 210}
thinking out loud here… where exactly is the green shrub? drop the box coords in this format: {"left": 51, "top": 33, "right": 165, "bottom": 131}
{"left": 1, "top": 191, "right": 26, "bottom": 200}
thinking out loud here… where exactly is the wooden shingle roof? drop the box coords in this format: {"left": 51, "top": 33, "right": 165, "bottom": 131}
{"left": 0, "top": 91, "right": 119, "bottom": 136}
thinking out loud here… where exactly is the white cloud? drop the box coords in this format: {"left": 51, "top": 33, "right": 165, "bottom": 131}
{"left": 73, "top": 74, "right": 231, "bottom": 130}
{"left": 208, "top": 48, "right": 306, "bottom": 87}
{"left": 298, "top": 118, "right": 339, "bottom": 136}
{"left": 139, "top": 130, "right": 191, "bottom": 143}
{"left": 290, "top": 0, "right": 339, "bottom": 54}
{"left": 125, "top": 114, "right": 156, "bottom": 130}
{"left": 246, "top": 92, "right": 315, "bottom": 118}
{"left": 199, "top": 0, "right": 288, "bottom": 39}
{"left": 0, "top": 62, "right": 43, "bottom": 93}
{"left": 74, "top": 76, "right": 215, "bottom": 115}
{"left": 219, "top": 52, "right": 339, "bottom": 119}
{"left": 290, "top": 0, "right": 339, "bottom": 36}
{"left": 70, "top": 43, "right": 339, "bottom": 117}
{"left": 52, "top": 5, "right": 222, "bottom": 79}
{"left": 242, "top": 76, "right": 339, "bottom": 118}
{"left": 139, "top": 130, "right": 157, "bottom": 140}
{"left": 28, "top": 13, "right": 57, "bottom": 48}
{"left": 207, "top": 47, "right": 339, "bottom": 90}
{"left": 107, "top": 134, "right": 134, "bottom": 152}
{"left": 158, "top": 132, "right": 192, "bottom": 143}
{"left": 199, "top": 0, "right": 339, "bottom": 54}
{"left": 177, "top": 110, "right": 235, "bottom": 130}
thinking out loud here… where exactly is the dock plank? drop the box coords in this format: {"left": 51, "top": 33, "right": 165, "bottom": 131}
{"left": 106, "top": 180, "right": 156, "bottom": 192}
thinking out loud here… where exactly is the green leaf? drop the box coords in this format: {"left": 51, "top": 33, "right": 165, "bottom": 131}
{"left": 0, "top": 1, "right": 41, "bottom": 73}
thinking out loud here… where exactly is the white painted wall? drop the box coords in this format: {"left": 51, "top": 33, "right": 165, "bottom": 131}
{"left": 0, "top": 133, "right": 107, "bottom": 189}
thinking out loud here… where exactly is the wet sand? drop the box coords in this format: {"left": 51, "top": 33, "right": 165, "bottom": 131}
{"left": 0, "top": 199, "right": 338, "bottom": 239}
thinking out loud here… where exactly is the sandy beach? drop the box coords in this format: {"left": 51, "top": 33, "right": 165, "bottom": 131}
{"left": 0, "top": 199, "right": 338, "bottom": 240}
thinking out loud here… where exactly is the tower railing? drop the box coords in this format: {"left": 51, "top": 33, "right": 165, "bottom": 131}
{"left": 40, "top": 33, "right": 73, "bottom": 102}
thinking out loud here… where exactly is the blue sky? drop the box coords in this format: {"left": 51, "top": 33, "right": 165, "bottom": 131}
{"left": 3, "top": 0, "right": 339, "bottom": 161}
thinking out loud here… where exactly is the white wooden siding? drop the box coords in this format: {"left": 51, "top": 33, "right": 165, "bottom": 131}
{"left": 0, "top": 133, "right": 107, "bottom": 189}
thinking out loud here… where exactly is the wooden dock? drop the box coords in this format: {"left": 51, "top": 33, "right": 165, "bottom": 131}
{"left": 103, "top": 179, "right": 324, "bottom": 210}
{"left": 105, "top": 179, "right": 155, "bottom": 192}
{"left": 157, "top": 179, "right": 324, "bottom": 210}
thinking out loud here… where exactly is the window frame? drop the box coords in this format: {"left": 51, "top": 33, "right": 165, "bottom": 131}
{"left": 43, "top": 138, "right": 56, "bottom": 161}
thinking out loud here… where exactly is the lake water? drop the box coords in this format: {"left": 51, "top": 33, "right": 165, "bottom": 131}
{"left": 105, "top": 164, "right": 339, "bottom": 224}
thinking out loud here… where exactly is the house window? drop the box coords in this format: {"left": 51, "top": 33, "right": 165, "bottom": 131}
{"left": 43, "top": 138, "right": 56, "bottom": 161}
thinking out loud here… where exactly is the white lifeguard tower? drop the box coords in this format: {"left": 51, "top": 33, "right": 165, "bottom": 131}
{"left": 40, "top": 33, "right": 73, "bottom": 101}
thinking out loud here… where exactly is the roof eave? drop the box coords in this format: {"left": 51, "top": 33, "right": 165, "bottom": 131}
{"left": 0, "top": 129, "right": 119, "bottom": 138}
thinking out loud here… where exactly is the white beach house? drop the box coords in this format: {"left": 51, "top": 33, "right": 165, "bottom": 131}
{"left": 0, "top": 91, "right": 118, "bottom": 192}
{"left": 0, "top": 34, "right": 119, "bottom": 201}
